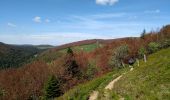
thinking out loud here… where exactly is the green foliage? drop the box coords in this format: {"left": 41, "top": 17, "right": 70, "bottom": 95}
{"left": 36, "top": 51, "right": 63, "bottom": 63}
{"left": 148, "top": 42, "right": 160, "bottom": 53}
{"left": 74, "top": 44, "right": 100, "bottom": 52}
{"left": 116, "top": 45, "right": 129, "bottom": 60}
{"left": 67, "top": 47, "right": 73, "bottom": 55}
{"left": 86, "top": 60, "right": 98, "bottom": 80}
{"left": 67, "top": 60, "right": 81, "bottom": 78}
{"left": 59, "top": 44, "right": 101, "bottom": 53}
{"left": 160, "top": 39, "right": 170, "bottom": 49}
{"left": 140, "top": 29, "right": 146, "bottom": 39}
{"left": 110, "top": 56, "right": 121, "bottom": 68}
{"left": 44, "top": 75, "right": 62, "bottom": 99}
{"left": 112, "top": 48, "right": 170, "bottom": 100}
{"left": 110, "top": 45, "right": 129, "bottom": 68}
{"left": 57, "top": 71, "right": 119, "bottom": 100}
{"left": 0, "top": 88, "right": 5, "bottom": 97}
{"left": 57, "top": 68, "right": 129, "bottom": 100}
{"left": 138, "top": 47, "right": 147, "bottom": 58}
{"left": 0, "top": 45, "right": 40, "bottom": 69}
{"left": 65, "top": 48, "right": 82, "bottom": 78}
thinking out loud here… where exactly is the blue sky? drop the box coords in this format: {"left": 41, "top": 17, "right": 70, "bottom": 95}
{"left": 0, "top": 0, "right": 170, "bottom": 45}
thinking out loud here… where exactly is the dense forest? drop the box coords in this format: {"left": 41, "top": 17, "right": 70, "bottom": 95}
{"left": 0, "top": 25, "right": 170, "bottom": 99}
{"left": 0, "top": 43, "right": 52, "bottom": 69}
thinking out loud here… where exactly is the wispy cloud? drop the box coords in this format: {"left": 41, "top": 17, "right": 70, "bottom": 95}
{"left": 7, "top": 22, "right": 17, "bottom": 27}
{"left": 66, "top": 13, "right": 139, "bottom": 31}
{"left": 45, "top": 19, "right": 50, "bottom": 23}
{"left": 96, "top": 0, "right": 119, "bottom": 5}
{"left": 33, "top": 16, "right": 41, "bottom": 23}
{"left": 144, "top": 9, "right": 160, "bottom": 14}
{"left": 55, "top": 14, "right": 148, "bottom": 37}
{"left": 90, "top": 13, "right": 126, "bottom": 19}
{"left": 70, "top": 12, "right": 126, "bottom": 22}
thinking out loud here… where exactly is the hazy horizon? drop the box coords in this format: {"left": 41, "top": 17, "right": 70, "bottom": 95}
{"left": 0, "top": 0, "right": 170, "bottom": 45}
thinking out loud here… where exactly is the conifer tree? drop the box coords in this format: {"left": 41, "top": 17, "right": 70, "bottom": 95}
{"left": 44, "top": 75, "right": 62, "bottom": 99}
{"left": 65, "top": 48, "right": 81, "bottom": 78}
{"left": 141, "top": 29, "right": 146, "bottom": 39}
{"left": 67, "top": 47, "right": 73, "bottom": 55}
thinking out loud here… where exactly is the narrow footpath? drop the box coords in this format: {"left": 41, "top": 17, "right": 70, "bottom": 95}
{"left": 88, "top": 68, "right": 134, "bottom": 100}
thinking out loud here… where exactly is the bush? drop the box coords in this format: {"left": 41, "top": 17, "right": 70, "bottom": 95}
{"left": 148, "top": 42, "right": 160, "bottom": 53}
{"left": 86, "top": 61, "right": 97, "bottom": 80}
{"left": 160, "top": 39, "right": 170, "bottom": 48}
{"left": 138, "top": 47, "right": 147, "bottom": 58}
{"left": 0, "top": 88, "right": 5, "bottom": 97}
{"left": 110, "top": 45, "right": 129, "bottom": 68}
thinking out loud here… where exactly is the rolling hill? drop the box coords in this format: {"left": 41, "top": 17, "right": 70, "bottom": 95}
{"left": 53, "top": 39, "right": 115, "bottom": 51}
{"left": 57, "top": 47, "right": 170, "bottom": 100}
{"left": 0, "top": 25, "right": 169, "bottom": 99}
{"left": 111, "top": 47, "right": 170, "bottom": 100}
{"left": 0, "top": 43, "right": 43, "bottom": 69}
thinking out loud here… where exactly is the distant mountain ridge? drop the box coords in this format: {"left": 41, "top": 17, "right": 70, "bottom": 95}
{"left": 0, "top": 43, "right": 41, "bottom": 69}
{"left": 54, "top": 39, "right": 121, "bottom": 51}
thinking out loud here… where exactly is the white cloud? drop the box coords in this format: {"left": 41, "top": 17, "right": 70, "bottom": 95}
{"left": 96, "top": 0, "right": 119, "bottom": 5}
{"left": 45, "top": 19, "right": 50, "bottom": 23}
{"left": 144, "top": 9, "right": 160, "bottom": 14}
{"left": 33, "top": 16, "right": 41, "bottom": 23}
{"left": 33, "top": 17, "right": 51, "bottom": 23}
{"left": 7, "top": 22, "right": 17, "bottom": 27}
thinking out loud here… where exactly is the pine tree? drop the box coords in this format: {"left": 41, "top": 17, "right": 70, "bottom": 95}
{"left": 65, "top": 48, "right": 81, "bottom": 78}
{"left": 68, "top": 60, "right": 81, "bottom": 77}
{"left": 141, "top": 29, "right": 146, "bottom": 39}
{"left": 44, "top": 75, "right": 62, "bottom": 99}
{"left": 67, "top": 47, "right": 73, "bottom": 56}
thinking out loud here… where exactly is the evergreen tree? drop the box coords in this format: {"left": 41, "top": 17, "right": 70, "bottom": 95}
{"left": 141, "top": 29, "right": 146, "bottom": 39}
{"left": 44, "top": 75, "right": 62, "bottom": 99}
{"left": 65, "top": 48, "right": 81, "bottom": 78}
{"left": 67, "top": 47, "right": 73, "bottom": 56}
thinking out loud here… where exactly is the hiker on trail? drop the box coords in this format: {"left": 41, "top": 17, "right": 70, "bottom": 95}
{"left": 128, "top": 58, "right": 135, "bottom": 68}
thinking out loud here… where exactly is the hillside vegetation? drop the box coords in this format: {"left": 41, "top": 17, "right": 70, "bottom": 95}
{"left": 58, "top": 48, "right": 170, "bottom": 100}
{"left": 0, "top": 25, "right": 169, "bottom": 99}
{"left": 57, "top": 68, "right": 129, "bottom": 100}
{"left": 112, "top": 48, "right": 170, "bottom": 100}
{"left": 0, "top": 43, "right": 41, "bottom": 69}
{"left": 53, "top": 39, "right": 114, "bottom": 51}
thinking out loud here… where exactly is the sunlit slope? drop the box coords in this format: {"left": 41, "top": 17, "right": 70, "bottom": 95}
{"left": 113, "top": 48, "right": 170, "bottom": 100}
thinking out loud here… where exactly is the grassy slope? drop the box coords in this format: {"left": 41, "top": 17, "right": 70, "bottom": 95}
{"left": 59, "top": 43, "right": 102, "bottom": 53}
{"left": 72, "top": 43, "right": 101, "bottom": 52}
{"left": 57, "top": 68, "right": 129, "bottom": 100}
{"left": 112, "top": 48, "right": 170, "bottom": 100}
{"left": 36, "top": 43, "right": 100, "bottom": 63}
{"left": 57, "top": 48, "right": 170, "bottom": 100}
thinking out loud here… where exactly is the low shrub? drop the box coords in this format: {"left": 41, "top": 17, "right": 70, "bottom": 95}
{"left": 147, "top": 42, "right": 160, "bottom": 53}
